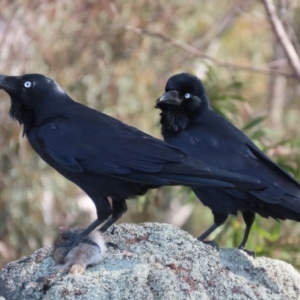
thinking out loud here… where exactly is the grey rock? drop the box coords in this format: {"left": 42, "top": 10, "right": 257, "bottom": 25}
{"left": 0, "top": 223, "right": 300, "bottom": 300}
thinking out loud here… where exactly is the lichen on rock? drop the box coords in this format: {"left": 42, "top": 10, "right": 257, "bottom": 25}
{"left": 0, "top": 223, "right": 299, "bottom": 300}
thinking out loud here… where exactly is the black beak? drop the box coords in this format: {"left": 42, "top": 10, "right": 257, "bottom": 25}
{"left": 157, "top": 90, "right": 182, "bottom": 106}
{"left": 0, "top": 75, "right": 17, "bottom": 93}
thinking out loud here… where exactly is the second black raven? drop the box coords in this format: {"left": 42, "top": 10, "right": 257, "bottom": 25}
{"left": 156, "top": 72, "right": 300, "bottom": 251}
{"left": 0, "top": 73, "right": 264, "bottom": 253}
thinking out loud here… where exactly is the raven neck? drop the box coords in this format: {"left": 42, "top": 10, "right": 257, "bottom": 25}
{"left": 9, "top": 98, "right": 72, "bottom": 136}
{"left": 158, "top": 100, "right": 212, "bottom": 134}
{"left": 159, "top": 109, "right": 190, "bottom": 133}
{"left": 9, "top": 102, "right": 34, "bottom": 135}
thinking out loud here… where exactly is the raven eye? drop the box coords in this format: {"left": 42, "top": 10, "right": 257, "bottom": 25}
{"left": 24, "top": 81, "right": 32, "bottom": 88}
{"left": 184, "top": 93, "right": 191, "bottom": 99}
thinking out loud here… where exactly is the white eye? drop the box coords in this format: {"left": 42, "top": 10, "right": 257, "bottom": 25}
{"left": 24, "top": 81, "right": 32, "bottom": 88}
{"left": 185, "top": 93, "right": 191, "bottom": 99}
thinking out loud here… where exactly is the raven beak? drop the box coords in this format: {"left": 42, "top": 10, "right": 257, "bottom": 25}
{"left": 0, "top": 75, "right": 16, "bottom": 93}
{"left": 157, "top": 90, "right": 182, "bottom": 106}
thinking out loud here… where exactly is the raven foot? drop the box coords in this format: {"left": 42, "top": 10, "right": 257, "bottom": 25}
{"left": 238, "top": 246, "right": 256, "bottom": 258}
{"left": 53, "top": 224, "right": 103, "bottom": 259}
{"left": 106, "top": 242, "right": 119, "bottom": 249}
{"left": 201, "top": 240, "right": 219, "bottom": 251}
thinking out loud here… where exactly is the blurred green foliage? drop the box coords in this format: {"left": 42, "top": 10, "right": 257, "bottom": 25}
{"left": 0, "top": 0, "right": 300, "bottom": 269}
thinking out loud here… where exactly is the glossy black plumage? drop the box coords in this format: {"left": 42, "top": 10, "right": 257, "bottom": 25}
{"left": 156, "top": 73, "right": 300, "bottom": 250}
{"left": 0, "top": 74, "right": 264, "bottom": 252}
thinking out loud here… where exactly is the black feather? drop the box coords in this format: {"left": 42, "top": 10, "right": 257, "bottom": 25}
{"left": 0, "top": 73, "right": 265, "bottom": 253}
{"left": 156, "top": 72, "right": 300, "bottom": 249}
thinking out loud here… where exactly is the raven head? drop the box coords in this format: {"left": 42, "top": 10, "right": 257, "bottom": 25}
{"left": 155, "top": 73, "right": 210, "bottom": 132}
{"left": 0, "top": 74, "right": 69, "bottom": 131}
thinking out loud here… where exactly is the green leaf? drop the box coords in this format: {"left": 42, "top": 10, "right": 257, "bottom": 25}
{"left": 242, "top": 116, "right": 266, "bottom": 131}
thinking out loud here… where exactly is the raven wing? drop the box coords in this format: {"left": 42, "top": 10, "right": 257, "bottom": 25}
{"left": 164, "top": 110, "right": 300, "bottom": 205}
{"left": 32, "top": 113, "right": 263, "bottom": 189}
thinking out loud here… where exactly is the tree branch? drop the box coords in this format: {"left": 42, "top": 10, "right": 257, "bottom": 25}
{"left": 262, "top": 0, "right": 300, "bottom": 80}
{"left": 192, "top": 0, "right": 252, "bottom": 50}
{"left": 117, "top": 25, "right": 296, "bottom": 79}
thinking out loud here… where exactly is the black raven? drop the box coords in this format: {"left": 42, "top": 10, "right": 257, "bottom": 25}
{"left": 0, "top": 73, "right": 264, "bottom": 252}
{"left": 156, "top": 72, "right": 300, "bottom": 251}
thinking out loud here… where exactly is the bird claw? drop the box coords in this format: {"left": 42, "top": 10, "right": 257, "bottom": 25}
{"left": 61, "top": 243, "right": 77, "bottom": 258}
{"left": 106, "top": 242, "right": 119, "bottom": 249}
{"left": 61, "top": 236, "right": 99, "bottom": 257}
{"left": 238, "top": 246, "right": 256, "bottom": 258}
{"left": 201, "top": 240, "right": 219, "bottom": 251}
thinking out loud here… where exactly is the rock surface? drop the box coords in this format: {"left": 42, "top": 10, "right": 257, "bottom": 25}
{"left": 0, "top": 222, "right": 300, "bottom": 300}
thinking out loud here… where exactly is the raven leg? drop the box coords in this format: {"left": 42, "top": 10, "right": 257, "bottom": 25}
{"left": 238, "top": 211, "right": 255, "bottom": 257}
{"left": 61, "top": 196, "right": 112, "bottom": 257}
{"left": 197, "top": 213, "right": 228, "bottom": 249}
{"left": 99, "top": 198, "right": 127, "bottom": 233}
